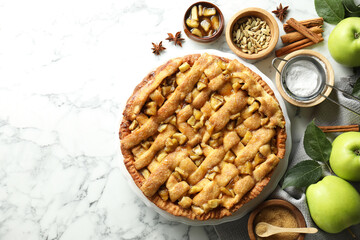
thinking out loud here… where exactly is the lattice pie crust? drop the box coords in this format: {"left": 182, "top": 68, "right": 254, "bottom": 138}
{"left": 120, "top": 53, "right": 286, "bottom": 220}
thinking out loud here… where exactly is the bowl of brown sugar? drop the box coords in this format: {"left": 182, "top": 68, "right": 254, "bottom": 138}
{"left": 248, "top": 199, "right": 306, "bottom": 240}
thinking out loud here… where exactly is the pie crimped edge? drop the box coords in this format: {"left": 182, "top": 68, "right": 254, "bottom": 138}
{"left": 119, "top": 53, "right": 287, "bottom": 221}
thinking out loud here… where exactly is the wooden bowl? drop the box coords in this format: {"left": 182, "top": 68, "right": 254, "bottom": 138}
{"left": 183, "top": 1, "right": 224, "bottom": 43}
{"left": 248, "top": 199, "right": 306, "bottom": 240}
{"left": 274, "top": 49, "right": 334, "bottom": 107}
{"left": 225, "top": 8, "right": 279, "bottom": 60}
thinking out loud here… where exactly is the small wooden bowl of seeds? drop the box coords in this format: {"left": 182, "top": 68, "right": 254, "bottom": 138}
{"left": 226, "top": 8, "right": 279, "bottom": 60}
{"left": 183, "top": 1, "right": 224, "bottom": 43}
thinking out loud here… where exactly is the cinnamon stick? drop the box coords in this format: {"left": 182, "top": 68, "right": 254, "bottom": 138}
{"left": 275, "top": 34, "right": 323, "bottom": 57}
{"left": 318, "top": 125, "right": 360, "bottom": 133}
{"left": 284, "top": 17, "right": 324, "bottom": 33}
{"left": 286, "top": 18, "right": 322, "bottom": 43}
{"left": 281, "top": 26, "right": 323, "bottom": 44}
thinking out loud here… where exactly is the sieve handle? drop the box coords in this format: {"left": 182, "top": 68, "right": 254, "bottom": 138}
{"left": 325, "top": 83, "right": 360, "bottom": 102}
{"left": 271, "top": 57, "right": 288, "bottom": 74}
{"left": 320, "top": 93, "right": 360, "bottom": 117}
{"left": 320, "top": 83, "right": 360, "bottom": 117}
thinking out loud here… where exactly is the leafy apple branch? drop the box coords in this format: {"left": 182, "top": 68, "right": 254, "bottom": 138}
{"left": 315, "top": 0, "right": 360, "bottom": 24}
{"left": 282, "top": 121, "right": 333, "bottom": 189}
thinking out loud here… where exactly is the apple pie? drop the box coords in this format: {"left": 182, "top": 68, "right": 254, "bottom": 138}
{"left": 119, "top": 53, "right": 286, "bottom": 220}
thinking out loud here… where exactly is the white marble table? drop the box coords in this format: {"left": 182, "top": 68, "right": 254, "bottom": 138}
{"left": 0, "top": 0, "right": 355, "bottom": 239}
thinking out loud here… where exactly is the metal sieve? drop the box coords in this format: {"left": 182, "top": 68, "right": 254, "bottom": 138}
{"left": 273, "top": 55, "right": 326, "bottom": 102}
{"left": 272, "top": 54, "right": 360, "bottom": 117}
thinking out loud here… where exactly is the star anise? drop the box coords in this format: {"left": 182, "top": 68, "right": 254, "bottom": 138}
{"left": 166, "top": 31, "right": 185, "bottom": 47}
{"left": 272, "top": 3, "right": 289, "bottom": 22}
{"left": 151, "top": 41, "right": 166, "bottom": 55}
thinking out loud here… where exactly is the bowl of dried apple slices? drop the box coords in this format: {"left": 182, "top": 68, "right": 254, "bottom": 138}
{"left": 183, "top": 2, "right": 224, "bottom": 43}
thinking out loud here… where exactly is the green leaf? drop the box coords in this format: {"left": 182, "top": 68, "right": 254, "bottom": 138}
{"left": 315, "top": 0, "right": 345, "bottom": 24}
{"left": 352, "top": 77, "right": 360, "bottom": 98}
{"left": 304, "top": 121, "right": 332, "bottom": 162}
{"left": 343, "top": 0, "right": 360, "bottom": 13}
{"left": 282, "top": 160, "right": 323, "bottom": 189}
{"left": 347, "top": 11, "right": 360, "bottom": 17}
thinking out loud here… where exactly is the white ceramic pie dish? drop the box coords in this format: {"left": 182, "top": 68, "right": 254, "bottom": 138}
{"left": 119, "top": 49, "right": 292, "bottom": 226}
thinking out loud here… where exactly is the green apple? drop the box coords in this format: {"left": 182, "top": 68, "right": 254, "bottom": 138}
{"left": 306, "top": 175, "right": 360, "bottom": 233}
{"left": 328, "top": 17, "right": 360, "bottom": 67}
{"left": 329, "top": 132, "right": 360, "bottom": 182}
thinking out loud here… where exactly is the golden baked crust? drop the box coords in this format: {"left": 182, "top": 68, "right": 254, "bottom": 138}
{"left": 120, "top": 53, "right": 286, "bottom": 220}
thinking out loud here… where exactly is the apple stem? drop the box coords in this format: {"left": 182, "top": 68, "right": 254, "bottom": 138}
{"left": 347, "top": 228, "right": 357, "bottom": 239}
{"left": 324, "top": 162, "right": 333, "bottom": 174}
{"left": 355, "top": 32, "right": 360, "bottom": 39}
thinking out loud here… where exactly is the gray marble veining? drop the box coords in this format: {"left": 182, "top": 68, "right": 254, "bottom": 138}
{"left": 0, "top": 0, "right": 354, "bottom": 239}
